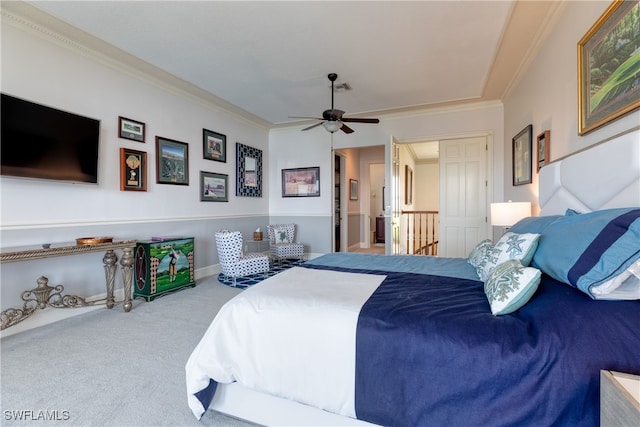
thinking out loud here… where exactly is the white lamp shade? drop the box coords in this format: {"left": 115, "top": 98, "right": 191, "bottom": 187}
{"left": 490, "top": 201, "right": 531, "bottom": 227}
{"left": 323, "top": 120, "right": 342, "bottom": 133}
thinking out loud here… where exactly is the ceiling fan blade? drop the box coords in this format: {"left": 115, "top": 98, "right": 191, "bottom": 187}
{"left": 301, "top": 122, "right": 324, "bottom": 131}
{"left": 289, "top": 116, "right": 323, "bottom": 120}
{"left": 340, "top": 123, "right": 355, "bottom": 134}
{"left": 341, "top": 117, "right": 380, "bottom": 124}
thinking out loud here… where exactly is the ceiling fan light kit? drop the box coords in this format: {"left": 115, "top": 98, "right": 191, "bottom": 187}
{"left": 290, "top": 73, "right": 380, "bottom": 134}
{"left": 323, "top": 120, "right": 342, "bottom": 133}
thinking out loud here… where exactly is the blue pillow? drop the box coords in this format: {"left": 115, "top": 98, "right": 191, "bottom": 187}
{"left": 509, "top": 215, "right": 562, "bottom": 234}
{"left": 531, "top": 208, "right": 640, "bottom": 298}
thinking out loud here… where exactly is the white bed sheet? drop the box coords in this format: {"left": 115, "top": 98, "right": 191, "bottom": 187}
{"left": 186, "top": 266, "right": 385, "bottom": 420}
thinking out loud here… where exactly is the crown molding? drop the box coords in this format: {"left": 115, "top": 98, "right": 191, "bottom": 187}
{"left": 1, "top": 1, "right": 271, "bottom": 131}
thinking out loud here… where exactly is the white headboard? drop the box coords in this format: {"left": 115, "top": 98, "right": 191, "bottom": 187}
{"left": 539, "top": 127, "right": 640, "bottom": 215}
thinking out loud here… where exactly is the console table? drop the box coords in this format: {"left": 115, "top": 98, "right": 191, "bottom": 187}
{"left": 0, "top": 240, "right": 136, "bottom": 330}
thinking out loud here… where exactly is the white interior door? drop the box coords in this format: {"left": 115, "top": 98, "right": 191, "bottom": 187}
{"left": 439, "top": 136, "right": 489, "bottom": 257}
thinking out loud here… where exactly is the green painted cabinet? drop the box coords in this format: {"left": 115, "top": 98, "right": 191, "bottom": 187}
{"left": 134, "top": 237, "right": 195, "bottom": 301}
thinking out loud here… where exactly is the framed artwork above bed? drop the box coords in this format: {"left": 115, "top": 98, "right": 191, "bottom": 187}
{"left": 578, "top": 0, "right": 640, "bottom": 135}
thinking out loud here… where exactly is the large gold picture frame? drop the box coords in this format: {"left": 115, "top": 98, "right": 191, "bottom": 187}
{"left": 578, "top": 0, "right": 640, "bottom": 135}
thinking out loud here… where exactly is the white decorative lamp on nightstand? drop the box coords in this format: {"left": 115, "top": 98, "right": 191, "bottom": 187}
{"left": 490, "top": 201, "right": 531, "bottom": 232}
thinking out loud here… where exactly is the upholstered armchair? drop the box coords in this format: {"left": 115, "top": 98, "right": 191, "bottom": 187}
{"left": 215, "top": 230, "right": 269, "bottom": 287}
{"left": 266, "top": 224, "right": 304, "bottom": 264}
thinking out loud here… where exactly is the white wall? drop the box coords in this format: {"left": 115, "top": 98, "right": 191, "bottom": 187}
{"left": 503, "top": 1, "right": 640, "bottom": 211}
{"left": 1, "top": 10, "right": 269, "bottom": 332}
{"left": 383, "top": 102, "right": 505, "bottom": 205}
{"left": 415, "top": 162, "right": 439, "bottom": 211}
{"left": 269, "top": 102, "right": 504, "bottom": 253}
{"left": 1, "top": 20, "right": 269, "bottom": 229}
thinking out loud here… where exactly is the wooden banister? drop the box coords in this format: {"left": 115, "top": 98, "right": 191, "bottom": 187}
{"left": 401, "top": 210, "right": 439, "bottom": 256}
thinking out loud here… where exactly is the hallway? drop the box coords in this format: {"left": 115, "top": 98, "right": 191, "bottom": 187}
{"left": 349, "top": 244, "right": 385, "bottom": 255}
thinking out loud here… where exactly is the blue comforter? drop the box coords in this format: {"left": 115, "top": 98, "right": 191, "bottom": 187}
{"left": 305, "top": 255, "right": 640, "bottom": 427}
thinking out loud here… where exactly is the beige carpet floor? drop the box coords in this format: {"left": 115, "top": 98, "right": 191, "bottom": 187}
{"left": 0, "top": 275, "right": 261, "bottom": 427}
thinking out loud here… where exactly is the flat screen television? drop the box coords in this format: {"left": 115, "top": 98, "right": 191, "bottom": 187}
{"left": 1, "top": 93, "right": 100, "bottom": 184}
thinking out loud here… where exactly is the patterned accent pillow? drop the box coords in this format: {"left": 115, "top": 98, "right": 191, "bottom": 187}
{"left": 468, "top": 239, "right": 493, "bottom": 270}
{"left": 273, "top": 227, "right": 290, "bottom": 244}
{"left": 478, "top": 232, "right": 540, "bottom": 281}
{"left": 484, "top": 260, "right": 541, "bottom": 315}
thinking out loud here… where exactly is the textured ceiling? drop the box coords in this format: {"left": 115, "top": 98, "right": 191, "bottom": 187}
{"left": 21, "top": 0, "right": 559, "bottom": 129}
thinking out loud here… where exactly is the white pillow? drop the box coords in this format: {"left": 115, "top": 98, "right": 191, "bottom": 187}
{"left": 273, "top": 227, "right": 290, "bottom": 244}
{"left": 590, "top": 259, "right": 640, "bottom": 300}
{"left": 478, "top": 232, "right": 540, "bottom": 281}
{"left": 484, "top": 260, "right": 541, "bottom": 315}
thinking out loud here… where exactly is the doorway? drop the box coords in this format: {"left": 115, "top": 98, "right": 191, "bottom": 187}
{"left": 391, "top": 134, "right": 491, "bottom": 258}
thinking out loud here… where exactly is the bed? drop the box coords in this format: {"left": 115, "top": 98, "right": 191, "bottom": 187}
{"left": 186, "top": 128, "right": 640, "bottom": 426}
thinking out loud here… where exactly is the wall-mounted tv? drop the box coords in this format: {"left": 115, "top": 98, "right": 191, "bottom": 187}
{"left": 1, "top": 93, "right": 100, "bottom": 184}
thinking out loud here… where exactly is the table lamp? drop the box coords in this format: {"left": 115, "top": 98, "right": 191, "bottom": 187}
{"left": 490, "top": 201, "right": 531, "bottom": 232}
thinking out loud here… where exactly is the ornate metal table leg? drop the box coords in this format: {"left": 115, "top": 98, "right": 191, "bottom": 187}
{"left": 120, "top": 247, "right": 134, "bottom": 312}
{"left": 1, "top": 276, "right": 94, "bottom": 330}
{"left": 103, "top": 250, "right": 118, "bottom": 309}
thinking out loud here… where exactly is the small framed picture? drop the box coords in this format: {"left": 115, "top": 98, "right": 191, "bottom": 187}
{"left": 120, "top": 147, "right": 147, "bottom": 191}
{"left": 118, "top": 116, "right": 145, "bottom": 143}
{"left": 282, "top": 167, "right": 320, "bottom": 197}
{"left": 405, "top": 165, "right": 413, "bottom": 204}
{"left": 512, "top": 124, "right": 532, "bottom": 186}
{"left": 203, "top": 129, "right": 226, "bottom": 162}
{"left": 536, "top": 130, "right": 550, "bottom": 172}
{"left": 200, "top": 171, "right": 228, "bottom": 202}
{"left": 350, "top": 179, "right": 358, "bottom": 201}
{"left": 156, "top": 136, "right": 189, "bottom": 185}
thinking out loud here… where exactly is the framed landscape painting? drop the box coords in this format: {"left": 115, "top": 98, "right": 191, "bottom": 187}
{"left": 200, "top": 171, "right": 228, "bottom": 202}
{"left": 156, "top": 136, "right": 189, "bottom": 185}
{"left": 578, "top": 0, "right": 640, "bottom": 135}
{"left": 282, "top": 167, "right": 320, "bottom": 197}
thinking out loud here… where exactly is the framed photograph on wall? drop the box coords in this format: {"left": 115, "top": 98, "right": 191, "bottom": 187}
{"left": 203, "top": 129, "right": 226, "bottom": 162}
{"left": 405, "top": 165, "right": 413, "bottom": 204}
{"left": 236, "top": 143, "right": 262, "bottom": 197}
{"left": 119, "top": 147, "right": 147, "bottom": 191}
{"left": 118, "top": 116, "right": 145, "bottom": 142}
{"left": 578, "top": 0, "right": 640, "bottom": 135}
{"left": 512, "top": 124, "right": 532, "bottom": 186}
{"left": 350, "top": 179, "right": 358, "bottom": 200}
{"left": 537, "top": 130, "right": 550, "bottom": 172}
{"left": 156, "top": 136, "right": 189, "bottom": 185}
{"left": 200, "top": 171, "right": 228, "bottom": 202}
{"left": 282, "top": 167, "right": 320, "bottom": 197}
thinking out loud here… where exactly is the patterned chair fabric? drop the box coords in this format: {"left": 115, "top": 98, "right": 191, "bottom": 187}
{"left": 267, "top": 224, "right": 305, "bottom": 264}
{"left": 215, "top": 230, "right": 269, "bottom": 286}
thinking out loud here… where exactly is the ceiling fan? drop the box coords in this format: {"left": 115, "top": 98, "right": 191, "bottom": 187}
{"left": 290, "top": 73, "right": 380, "bottom": 134}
